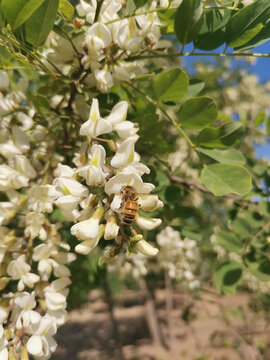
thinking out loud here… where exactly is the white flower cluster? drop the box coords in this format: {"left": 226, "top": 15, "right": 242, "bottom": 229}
{"left": 47, "top": 0, "right": 173, "bottom": 93}
{"left": 52, "top": 97, "right": 163, "bottom": 260}
{"left": 0, "top": 73, "right": 75, "bottom": 359}
{"left": 156, "top": 226, "right": 200, "bottom": 289}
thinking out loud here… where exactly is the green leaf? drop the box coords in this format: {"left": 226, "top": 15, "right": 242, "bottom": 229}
{"left": 174, "top": 0, "right": 204, "bottom": 45}
{"left": 181, "top": 79, "right": 205, "bottom": 100}
{"left": 213, "top": 261, "right": 243, "bottom": 294}
{"left": 244, "top": 252, "right": 270, "bottom": 282}
{"left": 230, "top": 217, "right": 253, "bottom": 239}
{"left": 195, "top": 6, "right": 232, "bottom": 50}
{"left": 159, "top": 8, "right": 176, "bottom": 34}
{"left": 254, "top": 109, "right": 266, "bottom": 127}
{"left": 24, "top": 0, "right": 59, "bottom": 47}
{"left": 1, "top": 0, "right": 45, "bottom": 29}
{"left": 178, "top": 96, "right": 217, "bottom": 129}
{"left": 201, "top": 164, "right": 252, "bottom": 196}
{"left": 59, "top": 0, "right": 74, "bottom": 20}
{"left": 153, "top": 67, "right": 189, "bottom": 102}
{"left": 265, "top": 115, "right": 270, "bottom": 134}
{"left": 215, "top": 231, "right": 242, "bottom": 253}
{"left": 134, "top": 0, "right": 148, "bottom": 7}
{"left": 126, "top": 0, "right": 136, "bottom": 13}
{"left": 197, "top": 147, "right": 245, "bottom": 165}
{"left": 234, "top": 20, "right": 270, "bottom": 51}
{"left": 226, "top": 0, "right": 270, "bottom": 48}
{"left": 195, "top": 122, "right": 245, "bottom": 148}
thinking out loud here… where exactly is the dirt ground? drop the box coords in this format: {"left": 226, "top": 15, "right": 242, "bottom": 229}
{"left": 52, "top": 289, "right": 270, "bottom": 360}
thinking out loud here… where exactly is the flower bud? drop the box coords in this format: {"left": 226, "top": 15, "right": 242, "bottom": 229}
{"left": 135, "top": 215, "right": 162, "bottom": 230}
{"left": 135, "top": 239, "right": 159, "bottom": 256}
{"left": 21, "top": 346, "right": 29, "bottom": 360}
{"left": 108, "top": 139, "right": 117, "bottom": 152}
{"left": 0, "top": 277, "right": 9, "bottom": 290}
{"left": 130, "top": 234, "right": 143, "bottom": 243}
{"left": 104, "top": 216, "right": 119, "bottom": 240}
{"left": 0, "top": 70, "right": 9, "bottom": 90}
{"left": 139, "top": 195, "right": 164, "bottom": 211}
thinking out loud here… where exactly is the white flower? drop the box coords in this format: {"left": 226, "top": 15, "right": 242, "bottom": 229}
{"left": 12, "top": 125, "right": 30, "bottom": 152}
{"left": 76, "top": 0, "right": 97, "bottom": 23}
{"left": 25, "top": 212, "right": 47, "bottom": 240}
{"left": 111, "top": 136, "right": 138, "bottom": 168}
{"left": 104, "top": 216, "right": 119, "bottom": 240}
{"left": 14, "top": 155, "right": 36, "bottom": 179}
{"left": 0, "top": 325, "right": 8, "bottom": 360}
{"left": 105, "top": 172, "right": 151, "bottom": 195}
{"left": 7, "top": 254, "right": 40, "bottom": 291}
{"left": 94, "top": 67, "right": 114, "bottom": 93}
{"left": 0, "top": 71, "right": 9, "bottom": 90}
{"left": 0, "top": 141, "right": 22, "bottom": 159}
{"left": 114, "top": 121, "right": 139, "bottom": 138}
{"left": 75, "top": 224, "right": 105, "bottom": 254}
{"left": 14, "top": 291, "right": 41, "bottom": 329}
{"left": 135, "top": 239, "right": 159, "bottom": 256}
{"left": 55, "top": 195, "right": 80, "bottom": 212}
{"left": 29, "top": 184, "right": 61, "bottom": 213}
{"left": 135, "top": 215, "right": 162, "bottom": 230}
{"left": 44, "top": 278, "right": 71, "bottom": 311}
{"left": 71, "top": 207, "right": 104, "bottom": 240}
{"left": 78, "top": 144, "right": 106, "bottom": 186}
{"left": 0, "top": 164, "right": 29, "bottom": 190}
{"left": 80, "top": 98, "right": 112, "bottom": 138}
{"left": 139, "top": 195, "right": 164, "bottom": 211}
{"left": 85, "top": 23, "right": 112, "bottom": 52}
{"left": 53, "top": 177, "right": 88, "bottom": 198}
{"left": 116, "top": 18, "right": 142, "bottom": 52}
{"left": 27, "top": 316, "right": 57, "bottom": 358}
{"left": 106, "top": 101, "right": 128, "bottom": 126}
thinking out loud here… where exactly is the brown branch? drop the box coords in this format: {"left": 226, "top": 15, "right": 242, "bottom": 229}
{"left": 169, "top": 174, "right": 256, "bottom": 204}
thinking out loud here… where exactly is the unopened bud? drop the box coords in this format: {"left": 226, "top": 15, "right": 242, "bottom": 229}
{"left": 8, "top": 347, "right": 17, "bottom": 360}
{"left": 73, "top": 17, "right": 85, "bottom": 29}
{"left": 135, "top": 239, "right": 159, "bottom": 256}
{"left": 93, "top": 207, "right": 104, "bottom": 221}
{"left": 130, "top": 234, "right": 143, "bottom": 243}
{"left": 0, "top": 277, "right": 9, "bottom": 290}
{"left": 108, "top": 139, "right": 117, "bottom": 152}
{"left": 4, "top": 328, "right": 11, "bottom": 340}
{"left": 39, "top": 299, "right": 47, "bottom": 312}
{"left": 21, "top": 346, "right": 29, "bottom": 360}
{"left": 104, "top": 216, "right": 119, "bottom": 240}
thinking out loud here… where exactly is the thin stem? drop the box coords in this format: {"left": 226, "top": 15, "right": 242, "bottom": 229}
{"left": 126, "top": 51, "right": 270, "bottom": 62}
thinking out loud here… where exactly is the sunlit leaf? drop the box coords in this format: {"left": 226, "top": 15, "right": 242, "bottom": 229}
{"left": 174, "top": 0, "right": 204, "bottom": 45}
{"left": 1, "top": 0, "right": 45, "bottom": 29}
{"left": 226, "top": 0, "right": 270, "bottom": 47}
{"left": 24, "top": 0, "right": 59, "bottom": 47}
{"left": 197, "top": 147, "right": 245, "bottom": 165}
{"left": 201, "top": 164, "right": 252, "bottom": 196}
{"left": 178, "top": 96, "right": 217, "bottom": 129}
{"left": 153, "top": 67, "right": 189, "bottom": 102}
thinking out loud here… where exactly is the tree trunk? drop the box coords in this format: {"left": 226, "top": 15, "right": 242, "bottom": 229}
{"left": 165, "top": 269, "right": 174, "bottom": 350}
{"left": 139, "top": 278, "right": 166, "bottom": 348}
{"left": 103, "top": 274, "right": 125, "bottom": 360}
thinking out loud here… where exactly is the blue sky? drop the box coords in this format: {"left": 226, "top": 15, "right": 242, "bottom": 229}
{"left": 183, "top": 42, "right": 270, "bottom": 159}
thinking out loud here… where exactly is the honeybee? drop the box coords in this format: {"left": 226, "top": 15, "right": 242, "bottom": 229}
{"left": 120, "top": 186, "right": 140, "bottom": 227}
